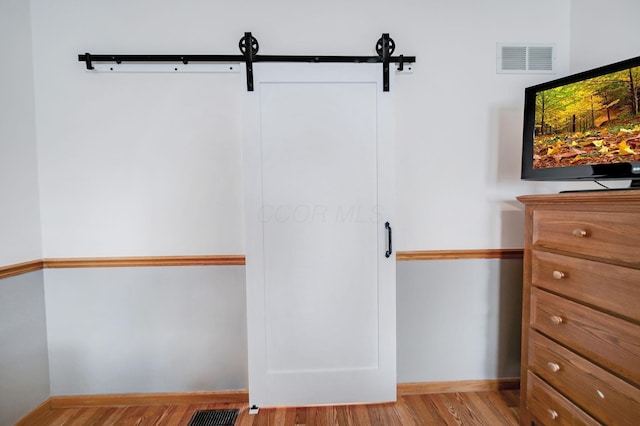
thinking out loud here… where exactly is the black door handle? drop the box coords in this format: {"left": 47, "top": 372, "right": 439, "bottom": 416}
{"left": 385, "top": 221, "right": 392, "bottom": 258}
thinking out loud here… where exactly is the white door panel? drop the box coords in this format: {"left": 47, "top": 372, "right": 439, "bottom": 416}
{"left": 243, "top": 63, "right": 395, "bottom": 407}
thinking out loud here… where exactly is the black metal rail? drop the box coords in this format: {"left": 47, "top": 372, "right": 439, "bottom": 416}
{"left": 78, "top": 32, "right": 415, "bottom": 92}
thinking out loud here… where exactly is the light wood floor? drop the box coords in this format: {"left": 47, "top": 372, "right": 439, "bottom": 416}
{"left": 24, "top": 390, "right": 519, "bottom": 425}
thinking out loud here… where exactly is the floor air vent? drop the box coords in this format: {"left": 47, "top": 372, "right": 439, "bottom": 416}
{"left": 497, "top": 43, "right": 555, "bottom": 74}
{"left": 188, "top": 409, "right": 239, "bottom": 426}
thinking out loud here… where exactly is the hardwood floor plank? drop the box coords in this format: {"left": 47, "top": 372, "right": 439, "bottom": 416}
{"left": 268, "top": 406, "right": 286, "bottom": 425}
{"left": 325, "top": 406, "right": 339, "bottom": 426}
{"left": 454, "top": 392, "right": 490, "bottom": 425}
{"left": 349, "top": 403, "right": 372, "bottom": 426}
{"left": 282, "top": 407, "right": 298, "bottom": 426}
{"left": 367, "top": 403, "right": 398, "bottom": 426}
{"left": 83, "top": 407, "right": 124, "bottom": 426}
{"left": 481, "top": 391, "right": 520, "bottom": 424}
{"left": 250, "top": 407, "right": 270, "bottom": 426}
{"left": 295, "top": 406, "right": 308, "bottom": 426}
{"left": 62, "top": 407, "right": 100, "bottom": 425}
{"left": 23, "top": 390, "right": 520, "bottom": 426}
{"left": 261, "top": 407, "right": 279, "bottom": 426}
{"left": 392, "top": 396, "right": 420, "bottom": 426}
{"left": 428, "top": 393, "right": 467, "bottom": 425}
{"left": 305, "top": 406, "right": 320, "bottom": 426}
{"left": 115, "top": 406, "right": 156, "bottom": 425}
{"left": 401, "top": 394, "right": 446, "bottom": 425}
{"left": 464, "top": 392, "right": 515, "bottom": 425}
{"left": 138, "top": 405, "right": 172, "bottom": 426}
{"left": 25, "top": 406, "right": 79, "bottom": 426}
{"left": 334, "top": 405, "right": 355, "bottom": 426}
{"left": 152, "top": 405, "right": 186, "bottom": 426}
{"left": 48, "top": 408, "right": 82, "bottom": 426}
{"left": 107, "top": 407, "right": 133, "bottom": 425}
{"left": 172, "top": 404, "right": 195, "bottom": 426}
{"left": 319, "top": 405, "right": 337, "bottom": 426}
{"left": 498, "top": 389, "right": 521, "bottom": 409}
{"left": 235, "top": 406, "right": 255, "bottom": 426}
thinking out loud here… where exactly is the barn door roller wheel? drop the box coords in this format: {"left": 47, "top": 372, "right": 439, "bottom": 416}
{"left": 375, "top": 36, "right": 395, "bottom": 57}
{"left": 239, "top": 34, "right": 260, "bottom": 55}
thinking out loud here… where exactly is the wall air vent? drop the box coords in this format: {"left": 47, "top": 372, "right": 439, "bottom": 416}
{"left": 497, "top": 43, "right": 555, "bottom": 74}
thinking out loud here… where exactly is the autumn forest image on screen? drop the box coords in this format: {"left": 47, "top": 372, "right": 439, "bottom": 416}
{"left": 534, "top": 66, "right": 640, "bottom": 169}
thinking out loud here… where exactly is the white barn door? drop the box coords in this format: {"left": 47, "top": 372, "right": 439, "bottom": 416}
{"left": 242, "top": 63, "right": 396, "bottom": 408}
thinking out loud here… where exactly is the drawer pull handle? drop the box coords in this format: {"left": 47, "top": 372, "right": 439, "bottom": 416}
{"left": 547, "top": 409, "right": 559, "bottom": 420}
{"left": 550, "top": 315, "right": 563, "bottom": 325}
{"left": 552, "top": 270, "right": 565, "bottom": 280}
{"left": 547, "top": 362, "right": 561, "bottom": 372}
{"left": 572, "top": 228, "right": 587, "bottom": 238}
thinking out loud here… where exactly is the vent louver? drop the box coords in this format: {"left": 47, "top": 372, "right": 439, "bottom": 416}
{"left": 497, "top": 44, "right": 555, "bottom": 74}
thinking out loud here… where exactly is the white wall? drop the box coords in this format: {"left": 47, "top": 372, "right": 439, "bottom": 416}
{"left": 570, "top": 0, "right": 639, "bottom": 73}
{"left": 45, "top": 266, "right": 247, "bottom": 395}
{"left": 18, "top": 0, "right": 638, "bottom": 398}
{"left": 0, "top": 0, "right": 42, "bottom": 265}
{"left": 31, "top": 0, "right": 247, "bottom": 258}
{"left": 29, "top": 0, "right": 574, "bottom": 257}
{"left": 0, "top": 1, "right": 49, "bottom": 424}
{"left": 0, "top": 272, "right": 49, "bottom": 426}
{"left": 397, "top": 260, "right": 522, "bottom": 382}
{"left": 42, "top": 260, "right": 522, "bottom": 395}
{"left": 25, "top": 0, "right": 573, "bottom": 395}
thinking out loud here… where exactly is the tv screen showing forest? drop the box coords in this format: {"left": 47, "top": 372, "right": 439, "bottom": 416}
{"left": 533, "top": 66, "right": 640, "bottom": 169}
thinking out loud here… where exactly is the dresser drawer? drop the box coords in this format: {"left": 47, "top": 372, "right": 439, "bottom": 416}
{"left": 526, "top": 371, "right": 600, "bottom": 426}
{"left": 532, "top": 209, "right": 640, "bottom": 266}
{"left": 532, "top": 250, "right": 640, "bottom": 323}
{"left": 531, "top": 288, "right": 640, "bottom": 386}
{"left": 529, "top": 332, "right": 640, "bottom": 425}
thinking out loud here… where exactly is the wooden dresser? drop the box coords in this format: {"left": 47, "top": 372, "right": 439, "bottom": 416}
{"left": 517, "top": 191, "right": 640, "bottom": 426}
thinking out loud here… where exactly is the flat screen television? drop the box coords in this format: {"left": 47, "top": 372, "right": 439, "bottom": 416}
{"left": 521, "top": 55, "right": 640, "bottom": 189}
